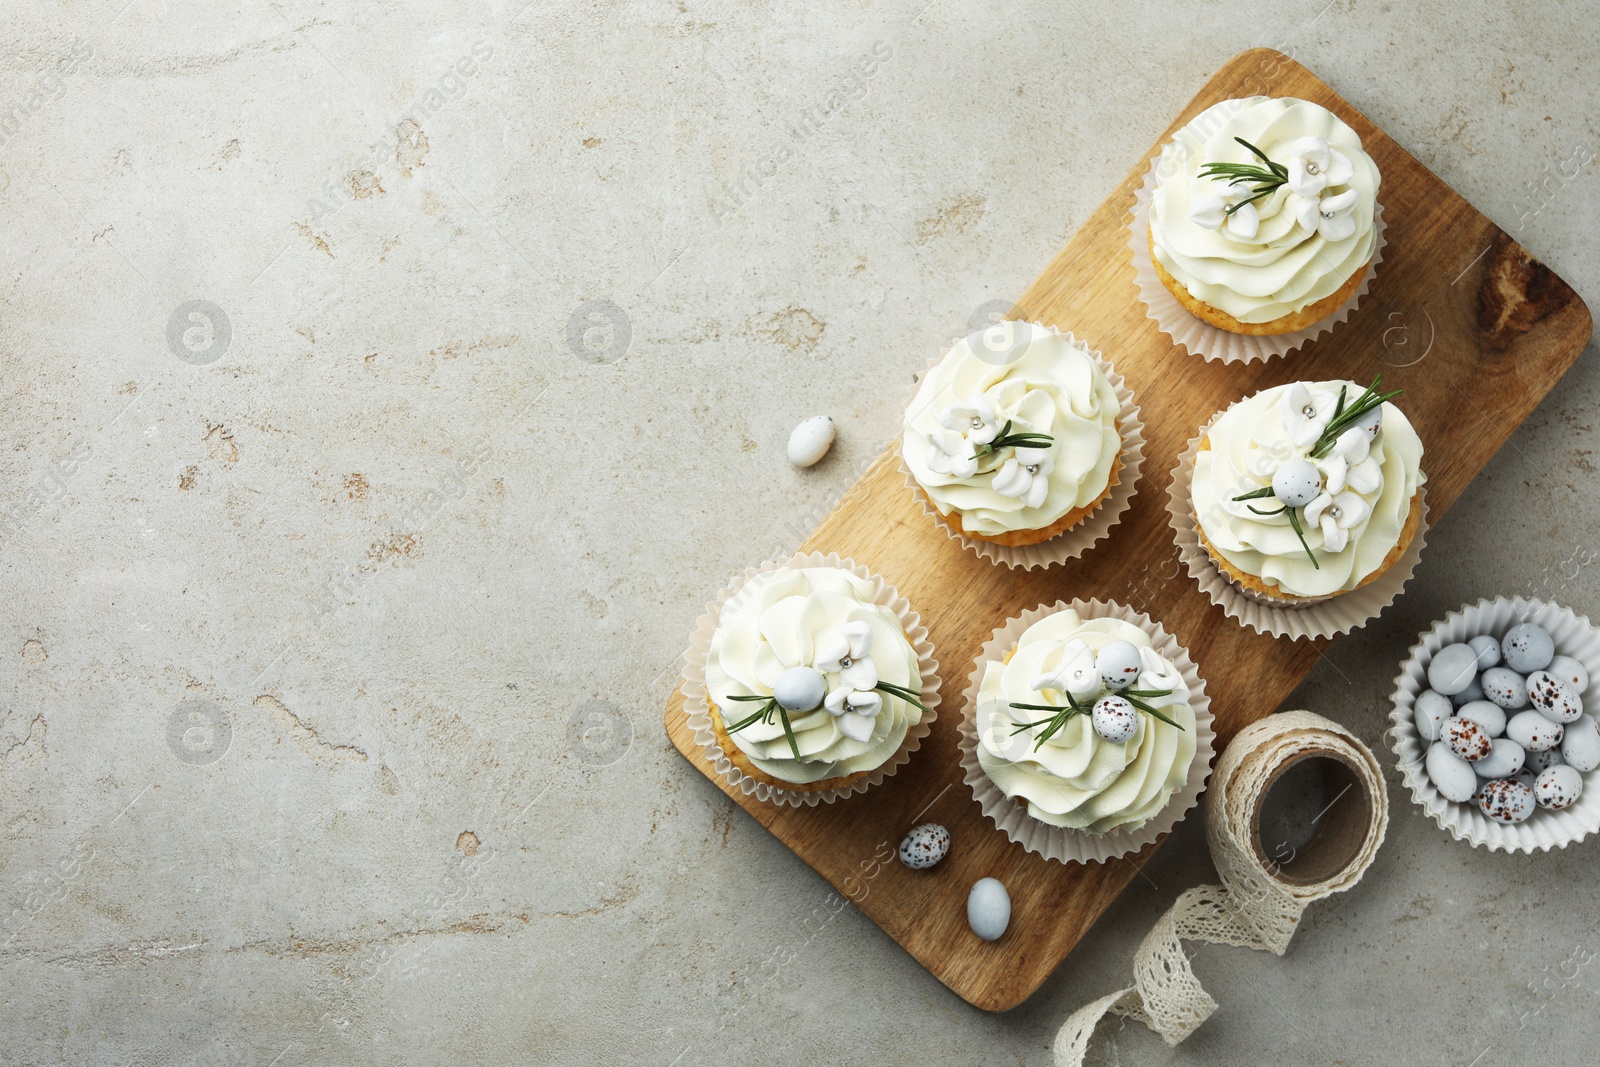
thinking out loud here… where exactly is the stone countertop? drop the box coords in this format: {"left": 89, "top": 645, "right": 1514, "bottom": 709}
{"left": 1, "top": 2, "right": 1597, "bottom": 1064}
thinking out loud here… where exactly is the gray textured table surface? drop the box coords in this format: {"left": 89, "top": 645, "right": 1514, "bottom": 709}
{"left": 2, "top": 2, "right": 1598, "bottom": 1065}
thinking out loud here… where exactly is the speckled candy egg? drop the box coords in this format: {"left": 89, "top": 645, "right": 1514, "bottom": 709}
{"left": 1095, "top": 640, "right": 1143, "bottom": 691}
{"left": 967, "top": 877, "right": 1010, "bottom": 941}
{"left": 1425, "top": 742, "right": 1477, "bottom": 802}
{"left": 1092, "top": 695, "right": 1139, "bottom": 744}
{"left": 1441, "top": 716, "right": 1492, "bottom": 762}
{"left": 1272, "top": 459, "right": 1322, "bottom": 508}
{"left": 1468, "top": 634, "right": 1502, "bottom": 670}
{"left": 1525, "top": 746, "right": 1566, "bottom": 776}
{"left": 1481, "top": 667, "right": 1529, "bottom": 710}
{"left": 1561, "top": 714, "right": 1600, "bottom": 772}
{"left": 1502, "top": 623, "right": 1556, "bottom": 674}
{"left": 1474, "top": 738, "right": 1525, "bottom": 779}
{"left": 1451, "top": 676, "right": 1486, "bottom": 707}
{"left": 1478, "top": 778, "right": 1537, "bottom": 824}
{"left": 898, "top": 823, "right": 950, "bottom": 870}
{"left": 773, "top": 665, "right": 827, "bottom": 712}
{"left": 1415, "top": 690, "right": 1452, "bottom": 743}
{"left": 1534, "top": 765, "right": 1584, "bottom": 810}
{"left": 1428, "top": 643, "right": 1480, "bottom": 696}
{"left": 1352, "top": 404, "right": 1382, "bottom": 440}
{"left": 1528, "top": 671, "right": 1583, "bottom": 724}
{"left": 1456, "top": 700, "right": 1506, "bottom": 738}
{"left": 1547, "top": 654, "right": 1590, "bottom": 695}
{"left": 1506, "top": 709, "right": 1564, "bottom": 753}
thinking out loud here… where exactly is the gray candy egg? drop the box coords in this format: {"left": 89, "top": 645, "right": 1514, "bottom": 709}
{"left": 1352, "top": 404, "right": 1382, "bottom": 439}
{"left": 1272, "top": 459, "right": 1322, "bottom": 509}
{"left": 1481, "top": 667, "right": 1529, "bottom": 710}
{"left": 1474, "top": 738, "right": 1525, "bottom": 779}
{"left": 1478, "top": 778, "right": 1536, "bottom": 824}
{"left": 1525, "top": 746, "right": 1566, "bottom": 775}
{"left": 1502, "top": 623, "right": 1555, "bottom": 673}
{"left": 1561, "top": 715, "right": 1600, "bottom": 772}
{"left": 1095, "top": 640, "right": 1143, "bottom": 691}
{"left": 898, "top": 823, "right": 950, "bottom": 870}
{"left": 1442, "top": 716, "right": 1492, "bottom": 762}
{"left": 1547, "top": 654, "right": 1590, "bottom": 695}
{"left": 773, "top": 665, "right": 827, "bottom": 712}
{"left": 1428, "top": 643, "right": 1480, "bottom": 696}
{"left": 1092, "top": 695, "right": 1139, "bottom": 744}
{"left": 1534, "top": 764, "right": 1584, "bottom": 810}
{"left": 1456, "top": 700, "right": 1506, "bottom": 738}
{"left": 1506, "top": 709, "right": 1564, "bottom": 752}
{"left": 1425, "top": 742, "right": 1477, "bottom": 802}
{"left": 1468, "top": 634, "right": 1502, "bottom": 670}
{"left": 1451, "top": 676, "right": 1486, "bottom": 707}
{"left": 1415, "top": 689, "right": 1452, "bottom": 742}
{"left": 1528, "top": 671, "right": 1583, "bottom": 724}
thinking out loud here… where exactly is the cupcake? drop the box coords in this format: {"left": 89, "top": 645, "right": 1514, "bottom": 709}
{"left": 1190, "top": 378, "right": 1425, "bottom": 606}
{"left": 973, "top": 608, "right": 1198, "bottom": 834}
{"left": 903, "top": 321, "right": 1124, "bottom": 547}
{"left": 702, "top": 565, "right": 930, "bottom": 794}
{"left": 1149, "top": 96, "right": 1380, "bottom": 335}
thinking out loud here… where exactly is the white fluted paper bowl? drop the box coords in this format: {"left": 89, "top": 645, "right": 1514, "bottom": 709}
{"left": 1388, "top": 596, "right": 1600, "bottom": 853}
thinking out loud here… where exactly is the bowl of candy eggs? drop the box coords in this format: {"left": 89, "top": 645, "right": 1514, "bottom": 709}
{"left": 1389, "top": 597, "right": 1600, "bottom": 852}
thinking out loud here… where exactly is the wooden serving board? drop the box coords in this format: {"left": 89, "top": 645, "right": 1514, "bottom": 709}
{"left": 665, "top": 49, "right": 1592, "bottom": 1010}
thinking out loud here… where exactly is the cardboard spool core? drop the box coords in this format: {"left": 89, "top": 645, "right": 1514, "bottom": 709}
{"left": 1250, "top": 751, "right": 1373, "bottom": 887}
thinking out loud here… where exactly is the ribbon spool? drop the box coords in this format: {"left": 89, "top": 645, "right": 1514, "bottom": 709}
{"left": 1053, "top": 710, "right": 1389, "bottom": 1065}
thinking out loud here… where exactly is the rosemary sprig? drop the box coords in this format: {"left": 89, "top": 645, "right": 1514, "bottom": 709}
{"left": 973, "top": 419, "right": 1054, "bottom": 459}
{"left": 1121, "top": 689, "right": 1185, "bottom": 731}
{"left": 1008, "top": 690, "right": 1086, "bottom": 751}
{"left": 874, "top": 680, "right": 928, "bottom": 713}
{"left": 1197, "top": 137, "right": 1290, "bottom": 215}
{"left": 1308, "top": 376, "right": 1403, "bottom": 459}
{"left": 721, "top": 694, "right": 801, "bottom": 760}
{"left": 1237, "top": 501, "right": 1320, "bottom": 570}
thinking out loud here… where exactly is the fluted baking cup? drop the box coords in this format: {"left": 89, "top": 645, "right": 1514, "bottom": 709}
{"left": 1129, "top": 147, "right": 1387, "bottom": 364}
{"left": 1165, "top": 411, "right": 1428, "bottom": 641}
{"left": 1388, "top": 596, "right": 1600, "bottom": 853}
{"left": 957, "top": 599, "right": 1215, "bottom": 864}
{"left": 679, "top": 552, "right": 940, "bottom": 807}
{"left": 899, "top": 326, "right": 1145, "bottom": 570}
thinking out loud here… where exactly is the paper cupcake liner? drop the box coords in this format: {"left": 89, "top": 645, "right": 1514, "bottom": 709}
{"left": 1165, "top": 409, "right": 1429, "bottom": 641}
{"left": 1388, "top": 597, "right": 1600, "bottom": 853}
{"left": 956, "top": 598, "right": 1215, "bottom": 864}
{"left": 1128, "top": 147, "right": 1388, "bottom": 364}
{"left": 898, "top": 326, "right": 1146, "bottom": 570}
{"left": 678, "top": 551, "right": 941, "bottom": 807}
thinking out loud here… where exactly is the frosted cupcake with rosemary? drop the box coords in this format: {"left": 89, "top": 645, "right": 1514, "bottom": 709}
{"left": 1190, "top": 377, "right": 1425, "bottom": 606}
{"left": 701, "top": 565, "right": 931, "bottom": 794}
{"left": 1149, "top": 96, "right": 1381, "bottom": 335}
{"left": 903, "top": 321, "right": 1124, "bottom": 547}
{"left": 974, "top": 609, "right": 1198, "bottom": 834}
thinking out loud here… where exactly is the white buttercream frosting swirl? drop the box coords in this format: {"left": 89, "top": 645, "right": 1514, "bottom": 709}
{"left": 976, "top": 611, "right": 1196, "bottom": 833}
{"left": 903, "top": 322, "right": 1122, "bottom": 537}
{"left": 705, "top": 566, "right": 923, "bottom": 784}
{"left": 1192, "top": 380, "right": 1425, "bottom": 599}
{"left": 1151, "top": 96, "right": 1380, "bottom": 324}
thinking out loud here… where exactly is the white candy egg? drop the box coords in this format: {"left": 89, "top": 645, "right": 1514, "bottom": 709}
{"left": 1272, "top": 459, "right": 1322, "bottom": 508}
{"left": 1534, "top": 765, "right": 1584, "bottom": 810}
{"left": 1425, "top": 742, "right": 1478, "bottom": 802}
{"left": 773, "top": 665, "right": 827, "bottom": 712}
{"left": 1451, "top": 676, "right": 1486, "bottom": 707}
{"left": 1442, "top": 716, "right": 1492, "bottom": 762}
{"left": 1528, "top": 671, "right": 1583, "bottom": 724}
{"left": 1561, "top": 714, "right": 1600, "bottom": 772}
{"left": 1468, "top": 634, "right": 1502, "bottom": 670}
{"left": 967, "top": 877, "right": 1010, "bottom": 941}
{"left": 1091, "top": 695, "right": 1139, "bottom": 744}
{"left": 786, "top": 415, "right": 836, "bottom": 467}
{"left": 1415, "top": 690, "right": 1452, "bottom": 742}
{"left": 1474, "top": 738, "right": 1525, "bottom": 779}
{"left": 898, "top": 823, "right": 950, "bottom": 870}
{"left": 1478, "top": 777, "right": 1536, "bottom": 824}
{"left": 1456, "top": 700, "right": 1506, "bottom": 738}
{"left": 1525, "top": 746, "right": 1566, "bottom": 775}
{"left": 1506, "top": 709, "right": 1564, "bottom": 752}
{"left": 1481, "top": 667, "right": 1529, "bottom": 710}
{"left": 1095, "top": 640, "right": 1143, "bottom": 691}
{"left": 1428, "top": 644, "right": 1480, "bottom": 696}
{"left": 1547, "top": 654, "right": 1590, "bottom": 695}
{"left": 1502, "top": 623, "right": 1556, "bottom": 674}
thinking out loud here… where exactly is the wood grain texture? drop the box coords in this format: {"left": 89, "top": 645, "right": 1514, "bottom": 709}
{"left": 664, "top": 49, "right": 1593, "bottom": 1011}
